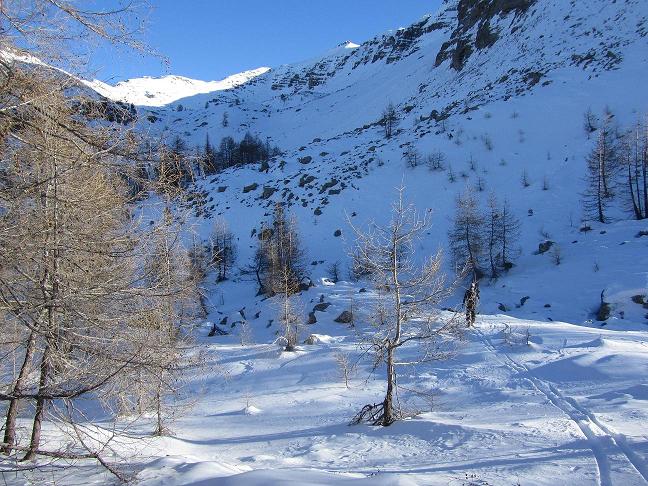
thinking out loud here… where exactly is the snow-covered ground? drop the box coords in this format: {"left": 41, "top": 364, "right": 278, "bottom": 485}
{"left": 9, "top": 275, "right": 647, "bottom": 485}
{"left": 143, "top": 313, "right": 648, "bottom": 485}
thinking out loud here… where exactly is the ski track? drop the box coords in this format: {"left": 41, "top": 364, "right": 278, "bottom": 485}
{"left": 476, "top": 325, "right": 648, "bottom": 486}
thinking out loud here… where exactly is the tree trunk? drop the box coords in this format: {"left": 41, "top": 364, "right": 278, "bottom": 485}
{"left": 628, "top": 165, "right": 641, "bottom": 220}
{"left": 24, "top": 152, "right": 60, "bottom": 461}
{"left": 154, "top": 383, "right": 164, "bottom": 436}
{"left": 22, "top": 344, "right": 52, "bottom": 461}
{"left": 2, "top": 331, "right": 36, "bottom": 454}
{"left": 642, "top": 143, "right": 648, "bottom": 219}
{"left": 489, "top": 219, "right": 497, "bottom": 279}
{"left": 382, "top": 346, "right": 395, "bottom": 426}
{"left": 501, "top": 206, "right": 508, "bottom": 270}
{"left": 600, "top": 131, "right": 610, "bottom": 198}
{"left": 254, "top": 267, "right": 265, "bottom": 296}
{"left": 598, "top": 146, "right": 605, "bottom": 223}
{"left": 465, "top": 226, "right": 475, "bottom": 272}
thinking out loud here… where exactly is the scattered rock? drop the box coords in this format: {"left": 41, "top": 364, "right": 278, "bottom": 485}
{"left": 334, "top": 229, "right": 342, "bottom": 237}
{"left": 535, "top": 240, "right": 554, "bottom": 254}
{"left": 334, "top": 310, "right": 354, "bottom": 324}
{"left": 320, "top": 178, "right": 338, "bottom": 194}
{"left": 260, "top": 186, "right": 277, "bottom": 199}
{"left": 304, "top": 334, "right": 320, "bottom": 344}
{"left": 208, "top": 321, "right": 228, "bottom": 337}
{"left": 299, "top": 174, "right": 316, "bottom": 187}
{"left": 597, "top": 291, "right": 612, "bottom": 321}
{"left": 243, "top": 182, "right": 258, "bottom": 193}
{"left": 313, "top": 302, "right": 331, "bottom": 312}
{"left": 597, "top": 302, "right": 612, "bottom": 321}
{"left": 298, "top": 277, "right": 314, "bottom": 292}
{"left": 307, "top": 313, "right": 317, "bottom": 325}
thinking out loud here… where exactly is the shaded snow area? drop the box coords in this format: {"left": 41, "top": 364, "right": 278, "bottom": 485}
{"left": 12, "top": 279, "right": 647, "bottom": 485}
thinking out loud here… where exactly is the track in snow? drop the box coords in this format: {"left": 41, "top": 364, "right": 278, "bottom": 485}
{"left": 475, "top": 325, "right": 648, "bottom": 486}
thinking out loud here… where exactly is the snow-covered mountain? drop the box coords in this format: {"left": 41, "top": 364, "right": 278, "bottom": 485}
{"left": 86, "top": 67, "right": 270, "bottom": 107}
{"left": 101, "top": 0, "right": 648, "bottom": 327}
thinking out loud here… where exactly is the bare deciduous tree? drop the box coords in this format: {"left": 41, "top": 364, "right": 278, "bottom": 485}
{"left": 208, "top": 217, "right": 237, "bottom": 282}
{"left": 0, "top": 78, "right": 198, "bottom": 472}
{"left": 619, "top": 119, "right": 648, "bottom": 220}
{"left": 327, "top": 261, "right": 341, "bottom": 283}
{"left": 334, "top": 352, "right": 355, "bottom": 388}
{"left": 426, "top": 150, "right": 446, "bottom": 171}
{"left": 0, "top": 2, "right": 201, "bottom": 478}
{"left": 349, "top": 188, "right": 460, "bottom": 426}
{"left": 404, "top": 147, "right": 421, "bottom": 168}
{"left": 583, "top": 128, "right": 615, "bottom": 223}
{"left": 255, "top": 204, "right": 306, "bottom": 297}
{"left": 448, "top": 188, "right": 484, "bottom": 277}
{"left": 382, "top": 102, "right": 397, "bottom": 139}
{"left": 485, "top": 194, "right": 521, "bottom": 278}
{"left": 584, "top": 108, "right": 599, "bottom": 137}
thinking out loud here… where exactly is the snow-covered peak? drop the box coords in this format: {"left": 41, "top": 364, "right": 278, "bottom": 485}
{"left": 340, "top": 41, "right": 360, "bottom": 49}
{"left": 86, "top": 67, "right": 270, "bottom": 107}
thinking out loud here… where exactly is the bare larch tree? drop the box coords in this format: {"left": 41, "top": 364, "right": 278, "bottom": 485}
{"left": 349, "top": 188, "right": 460, "bottom": 426}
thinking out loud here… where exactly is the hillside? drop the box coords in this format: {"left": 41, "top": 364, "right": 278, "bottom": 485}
{"left": 91, "top": 0, "right": 648, "bottom": 327}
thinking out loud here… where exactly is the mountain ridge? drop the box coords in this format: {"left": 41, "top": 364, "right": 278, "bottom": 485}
{"left": 86, "top": 67, "right": 271, "bottom": 107}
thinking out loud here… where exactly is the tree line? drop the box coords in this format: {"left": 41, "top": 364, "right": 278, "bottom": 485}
{"left": 141, "top": 132, "right": 282, "bottom": 191}
{"left": 201, "top": 132, "right": 281, "bottom": 175}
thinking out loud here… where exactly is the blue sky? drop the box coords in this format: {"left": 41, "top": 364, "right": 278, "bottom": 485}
{"left": 92, "top": 1, "right": 443, "bottom": 83}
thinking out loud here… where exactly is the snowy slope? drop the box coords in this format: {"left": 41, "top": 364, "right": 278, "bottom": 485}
{"left": 125, "top": 0, "right": 648, "bottom": 327}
